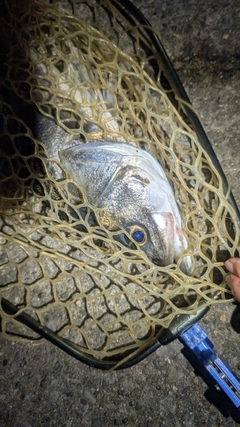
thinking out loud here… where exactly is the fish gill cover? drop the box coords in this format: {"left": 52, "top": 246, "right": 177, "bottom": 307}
{"left": 0, "top": 0, "right": 239, "bottom": 364}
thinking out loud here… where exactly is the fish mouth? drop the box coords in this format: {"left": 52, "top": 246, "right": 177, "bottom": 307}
{"left": 151, "top": 213, "right": 192, "bottom": 274}
{"left": 152, "top": 254, "right": 192, "bottom": 274}
{"left": 175, "top": 228, "right": 192, "bottom": 275}
{"left": 179, "top": 256, "right": 192, "bottom": 275}
{"left": 152, "top": 258, "right": 169, "bottom": 267}
{"left": 151, "top": 211, "right": 175, "bottom": 265}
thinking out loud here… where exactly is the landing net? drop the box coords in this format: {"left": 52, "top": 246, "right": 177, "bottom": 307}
{"left": 0, "top": 0, "right": 239, "bottom": 363}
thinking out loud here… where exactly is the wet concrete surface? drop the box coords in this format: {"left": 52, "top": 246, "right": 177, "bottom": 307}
{"left": 1, "top": 1, "right": 240, "bottom": 426}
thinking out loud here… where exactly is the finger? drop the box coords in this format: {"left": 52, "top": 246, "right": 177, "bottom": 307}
{"left": 226, "top": 274, "right": 240, "bottom": 302}
{"left": 225, "top": 258, "right": 240, "bottom": 277}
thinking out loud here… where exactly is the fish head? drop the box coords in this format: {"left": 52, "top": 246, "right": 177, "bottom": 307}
{"left": 58, "top": 142, "right": 192, "bottom": 274}
{"left": 96, "top": 164, "right": 192, "bottom": 274}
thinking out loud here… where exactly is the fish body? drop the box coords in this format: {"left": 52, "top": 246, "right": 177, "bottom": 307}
{"left": 59, "top": 142, "right": 191, "bottom": 273}
{"left": 17, "top": 45, "right": 191, "bottom": 272}
{"left": 9, "top": 96, "right": 191, "bottom": 272}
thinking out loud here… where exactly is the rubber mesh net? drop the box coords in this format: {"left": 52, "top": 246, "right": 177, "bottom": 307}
{"left": 0, "top": 0, "right": 239, "bottom": 362}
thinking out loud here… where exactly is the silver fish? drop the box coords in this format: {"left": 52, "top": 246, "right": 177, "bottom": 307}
{"left": 59, "top": 142, "right": 191, "bottom": 273}
{"left": 22, "top": 45, "right": 191, "bottom": 272}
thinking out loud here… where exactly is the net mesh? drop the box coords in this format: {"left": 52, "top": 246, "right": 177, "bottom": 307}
{"left": 0, "top": 0, "right": 239, "bottom": 362}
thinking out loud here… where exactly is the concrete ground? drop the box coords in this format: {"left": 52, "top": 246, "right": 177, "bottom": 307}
{"left": 1, "top": 0, "right": 240, "bottom": 426}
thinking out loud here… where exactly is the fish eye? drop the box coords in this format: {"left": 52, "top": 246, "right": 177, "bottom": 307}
{"left": 126, "top": 226, "right": 147, "bottom": 246}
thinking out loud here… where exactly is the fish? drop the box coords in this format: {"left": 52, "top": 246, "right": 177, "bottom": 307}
{"left": 6, "top": 41, "right": 191, "bottom": 272}
{"left": 58, "top": 142, "right": 192, "bottom": 273}
{"left": 19, "top": 98, "right": 191, "bottom": 273}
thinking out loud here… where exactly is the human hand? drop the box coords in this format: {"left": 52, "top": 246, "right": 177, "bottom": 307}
{"left": 225, "top": 258, "right": 240, "bottom": 302}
